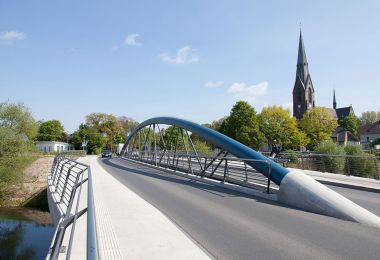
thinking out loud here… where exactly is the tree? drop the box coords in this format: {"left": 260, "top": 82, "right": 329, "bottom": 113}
{"left": 300, "top": 107, "right": 338, "bottom": 149}
{"left": 203, "top": 117, "right": 227, "bottom": 132}
{"left": 360, "top": 111, "right": 380, "bottom": 126}
{"left": 258, "top": 106, "right": 308, "bottom": 150}
{"left": 85, "top": 113, "right": 137, "bottom": 150}
{"left": 36, "top": 120, "right": 65, "bottom": 141}
{"left": 71, "top": 124, "right": 106, "bottom": 154}
{"left": 0, "top": 102, "right": 38, "bottom": 140}
{"left": 339, "top": 114, "right": 360, "bottom": 138}
{"left": 220, "top": 101, "right": 265, "bottom": 150}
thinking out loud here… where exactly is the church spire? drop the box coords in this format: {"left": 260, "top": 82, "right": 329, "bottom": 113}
{"left": 296, "top": 29, "right": 310, "bottom": 86}
{"left": 333, "top": 89, "right": 337, "bottom": 109}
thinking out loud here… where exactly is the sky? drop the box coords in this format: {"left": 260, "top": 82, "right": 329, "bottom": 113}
{"left": 1, "top": 1, "right": 379, "bottom": 133}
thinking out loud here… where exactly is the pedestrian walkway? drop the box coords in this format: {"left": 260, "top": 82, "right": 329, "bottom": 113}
{"left": 78, "top": 155, "right": 210, "bottom": 260}
{"left": 294, "top": 168, "right": 380, "bottom": 193}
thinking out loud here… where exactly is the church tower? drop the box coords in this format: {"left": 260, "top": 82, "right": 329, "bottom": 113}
{"left": 292, "top": 30, "right": 315, "bottom": 120}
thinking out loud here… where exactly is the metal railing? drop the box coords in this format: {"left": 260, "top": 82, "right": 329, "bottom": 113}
{"left": 123, "top": 150, "right": 277, "bottom": 193}
{"left": 265, "top": 152, "right": 380, "bottom": 179}
{"left": 47, "top": 152, "right": 98, "bottom": 260}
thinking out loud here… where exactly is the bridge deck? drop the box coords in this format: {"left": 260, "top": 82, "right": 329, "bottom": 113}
{"left": 78, "top": 155, "right": 209, "bottom": 260}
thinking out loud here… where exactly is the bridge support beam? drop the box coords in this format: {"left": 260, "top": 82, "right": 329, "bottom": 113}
{"left": 278, "top": 169, "right": 380, "bottom": 228}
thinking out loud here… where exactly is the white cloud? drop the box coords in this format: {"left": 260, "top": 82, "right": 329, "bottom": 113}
{"left": 205, "top": 81, "right": 224, "bottom": 88}
{"left": 228, "top": 81, "right": 268, "bottom": 102}
{"left": 159, "top": 46, "right": 199, "bottom": 64}
{"left": 0, "top": 31, "right": 26, "bottom": 45}
{"left": 125, "top": 33, "right": 142, "bottom": 46}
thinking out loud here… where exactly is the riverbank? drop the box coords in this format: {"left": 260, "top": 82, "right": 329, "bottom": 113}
{"left": 0, "top": 156, "right": 54, "bottom": 208}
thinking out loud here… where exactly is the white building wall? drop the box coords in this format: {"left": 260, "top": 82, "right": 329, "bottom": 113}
{"left": 36, "top": 141, "right": 73, "bottom": 153}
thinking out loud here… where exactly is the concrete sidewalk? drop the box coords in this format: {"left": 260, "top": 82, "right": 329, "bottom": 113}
{"left": 78, "top": 155, "right": 210, "bottom": 260}
{"left": 292, "top": 168, "right": 380, "bottom": 193}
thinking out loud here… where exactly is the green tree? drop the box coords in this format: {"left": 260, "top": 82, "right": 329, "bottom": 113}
{"left": 0, "top": 102, "right": 38, "bottom": 140}
{"left": 300, "top": 107, "right": 338, "bottom": 149}
{"left": 85, "top": 113, "right": 136, "bottom": 150}
{"left": 360, "top": 111, "right": 380, "bottom": 126}
{"left": 71, "top": 124, "right": 106, "bottom": 154}
{"left": 258, "top": 106, "right": 308, "bottom": 150}
{"left": 36, "top": 120, "right": 65, "bottom": 141}
{"left": 220, "top": 101, "right": 265, "bottom": 150}
{"left": 340, "top": 114, "right": 360, "bottom": 138}
{"left": 203, "top": 117, "right": 227, "bottom": 132}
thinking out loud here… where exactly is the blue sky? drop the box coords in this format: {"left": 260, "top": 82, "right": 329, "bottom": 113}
{"left": 1, "top": 1, "right": 379, "bottom": 133}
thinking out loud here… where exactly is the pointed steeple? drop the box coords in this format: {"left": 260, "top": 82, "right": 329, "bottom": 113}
{"left": 333, "top": 89, "right": 337, "bottom": 109}
{"left": 296, "top": 29, "right": 310, "bottom": 86}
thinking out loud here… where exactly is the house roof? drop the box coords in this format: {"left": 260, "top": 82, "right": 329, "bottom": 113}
{"left": 332, "top": 126, "right": 358, "bottom": 142}
{"left": 360, "top": 120, "right": 380, "bottom": 135}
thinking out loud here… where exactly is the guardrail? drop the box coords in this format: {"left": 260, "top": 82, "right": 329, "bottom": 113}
{"left": 123, "top": 150, "right": 276, "bottom": 193}
{"left": 47, "top": 152, "right": 98, "bottom": 260}
{"left": 265, "top": 152, "right": 380, "bottom": 179}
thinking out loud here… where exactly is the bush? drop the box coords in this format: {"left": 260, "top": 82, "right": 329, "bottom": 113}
{"left": 344, "top": 144, "right": 377, "bottom": 178}
{"left": 315, "top": 140, "right": 345, "bottom": 173}
{"left": 193, "top": 140, "right": 213, "bottom": 156}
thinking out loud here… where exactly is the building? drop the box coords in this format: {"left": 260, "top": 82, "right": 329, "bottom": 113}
{"left": 292, "top": 30, "right": 354, "bottom": 121}
{"left": 329, "top": 89, "right": 355, "bottom": 120}
{"left": 331, "top": 126, "right": 359, "bottom": 146}
{"left": 360, "top": 121, "right": 380, "bottom": 149}
{"left": 292, "top": 30, "right": 315, "bottom": 120}
{"left": 36, "top": 141, "right": 73, "bottom": 153}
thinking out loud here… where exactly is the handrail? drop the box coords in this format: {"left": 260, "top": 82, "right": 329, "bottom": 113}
{"left": 122, "top": 150, "right": 276, "bottom": 193}
{"left": 47, "top": 153, "right": 99, "bottom": 260}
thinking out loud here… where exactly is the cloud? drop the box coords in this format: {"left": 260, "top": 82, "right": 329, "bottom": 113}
{"left": 125, "top": 33, "right": 142, "bottom": 46}
{"left": 159, "top": 46, "right": 199, "bottom": 64}
{"left": 228, "top": 81, "right": 268, "bottom": 102}
{"left": 0, "top": 31, "right": 26, "bottom": 45}
{"left": 205, "top": 81, "right": 224, "bottom": 88}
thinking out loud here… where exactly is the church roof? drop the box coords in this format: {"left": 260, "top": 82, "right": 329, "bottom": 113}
{"left": 296, "top": 31, "right": 310, "bottom": 87}
{"left": 335, "top": 106, "right": 353, "bottom": 119}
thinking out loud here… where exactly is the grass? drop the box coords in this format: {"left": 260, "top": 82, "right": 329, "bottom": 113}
{"left": 0, "top": 154, "right": 40, "bottom": 204}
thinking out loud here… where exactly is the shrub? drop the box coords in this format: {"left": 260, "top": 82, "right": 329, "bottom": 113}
{"left": 315, "top": 140, "right": 345, "bottom": 173}
{"left": 345, "top": 144, "right": 377, "bottom": 178}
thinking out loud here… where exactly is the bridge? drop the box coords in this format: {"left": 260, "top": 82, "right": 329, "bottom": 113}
{"left": 45, "top": 117, "right": 380, "bottom": 259}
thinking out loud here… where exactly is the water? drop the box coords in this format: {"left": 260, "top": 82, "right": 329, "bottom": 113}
{"left": 0, "top": 207, "right": 55, "bottom": 260}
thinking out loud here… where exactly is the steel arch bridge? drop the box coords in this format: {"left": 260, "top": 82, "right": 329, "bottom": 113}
{"left": 120, "top": 116, "right": 288, "bottom": 191}
{"left": 119, "top": 117, "right": 380, "bottom": 228}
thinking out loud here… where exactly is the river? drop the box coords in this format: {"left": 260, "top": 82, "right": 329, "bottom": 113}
{"left": 0, "top": 207, "right": 55, "bottom": 260}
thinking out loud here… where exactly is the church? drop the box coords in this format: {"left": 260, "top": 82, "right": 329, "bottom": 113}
{"left": 292, "top": 30, "right": 354, "bottom": 121}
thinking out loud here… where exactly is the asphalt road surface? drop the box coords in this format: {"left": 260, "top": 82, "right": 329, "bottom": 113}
{"left": 99, "top": 158, "right": 380, "bottom": 260}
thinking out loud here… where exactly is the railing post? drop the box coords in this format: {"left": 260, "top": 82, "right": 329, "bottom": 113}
{"left": 346, "top": 157, "right": 351, "bottom": 176}
{"left": 223, "top": 160, "right": 228, "bottom": 183}
{"left": 266, "top": 161, "right": 272, "bottom": 194}
{"left": 60, "top": 164, "right": 76, "bottom": 203}
{"left": 301, "top": 155, "right": 305, "bottom": 170}
{"left": 244, "top": 162, "right": 248, "bottom": 182}
{"left": 374, "top": 157, "right": 379, "bottom": 180}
